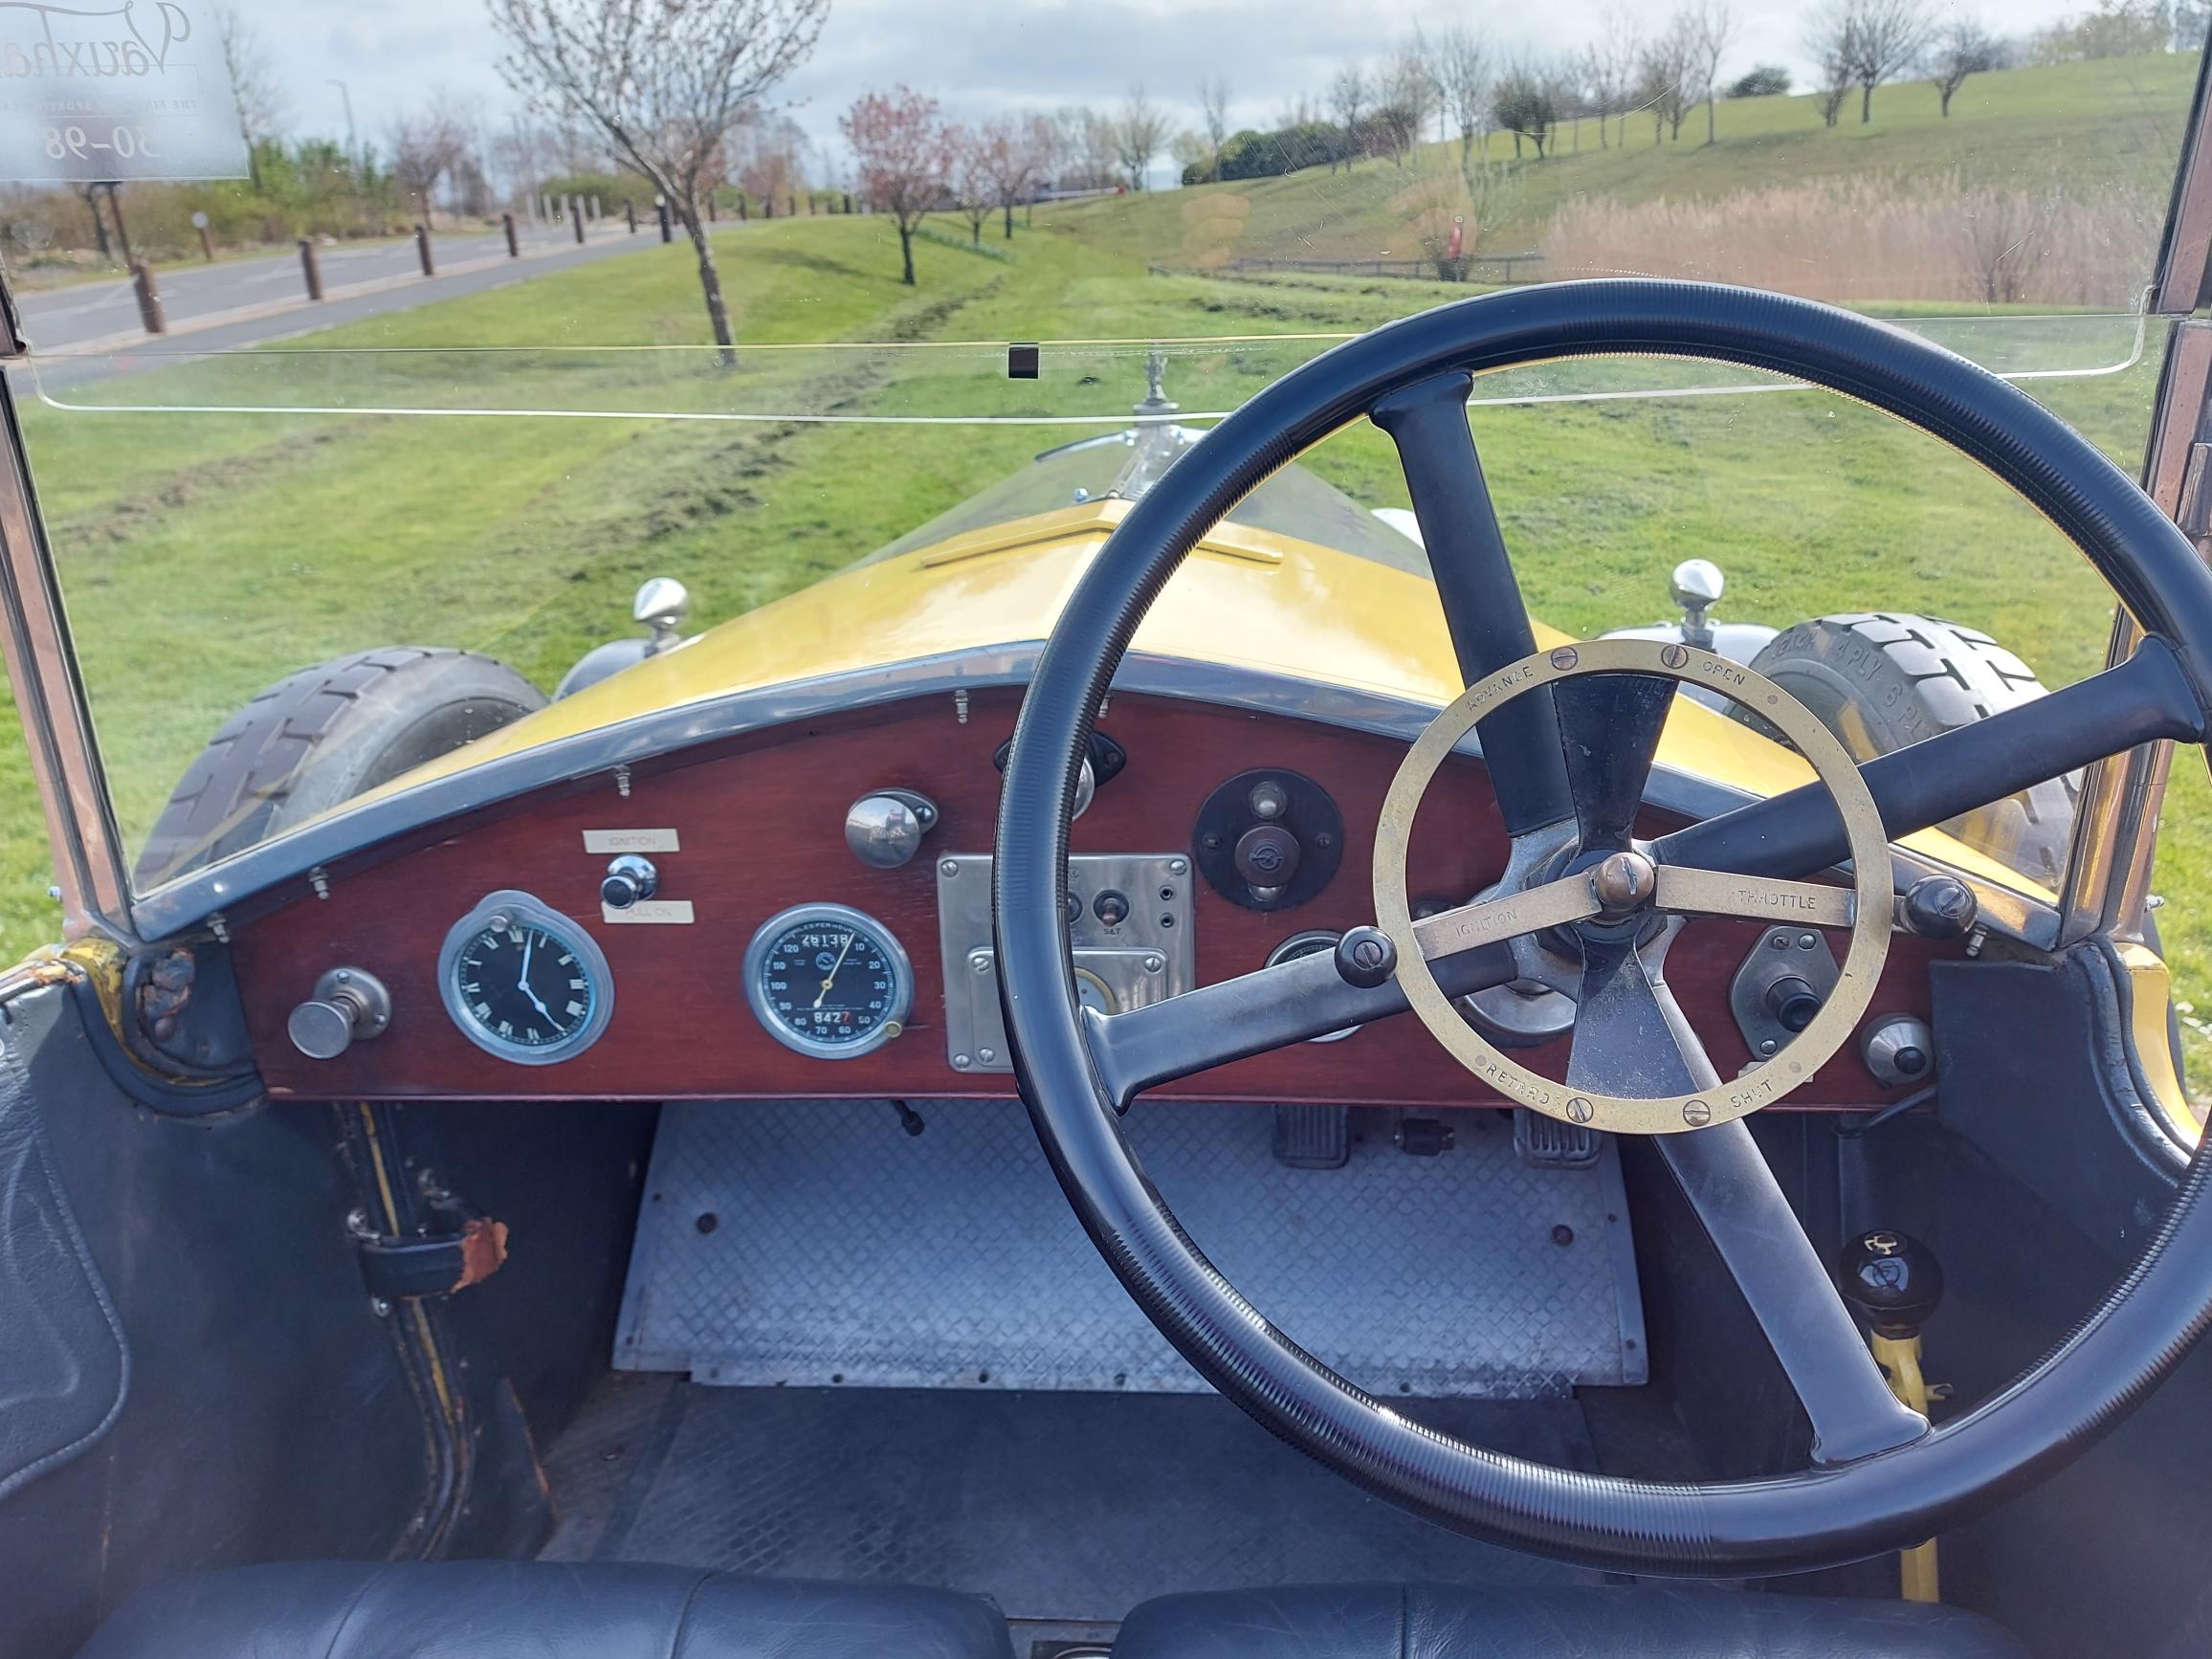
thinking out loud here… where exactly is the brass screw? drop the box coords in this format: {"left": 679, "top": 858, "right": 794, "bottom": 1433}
{"left": 1550, "top": 646, "right": 1580, "bottom": 671}
{"left": 1566, "top": 1096, "right": 1594, "bottom": 1123}
{"left": 1660, "top": 643, "right": 1689, "bottom": 669}
{"left": 1682, "top": 1099, "right": 1713, "bottom": 1127}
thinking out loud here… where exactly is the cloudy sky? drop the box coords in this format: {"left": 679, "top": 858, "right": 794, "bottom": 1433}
{"left": 250, "top": 0, "right": 2112, "bottom": 175}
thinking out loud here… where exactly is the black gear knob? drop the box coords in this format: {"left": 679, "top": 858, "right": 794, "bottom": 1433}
{"left": 1837, "top": 1229, "right": 1944, "bottom": 1338}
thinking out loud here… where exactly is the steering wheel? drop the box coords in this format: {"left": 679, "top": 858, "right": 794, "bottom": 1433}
{"left": 994, "top": 280, "right": 2212, "bottom": 1576}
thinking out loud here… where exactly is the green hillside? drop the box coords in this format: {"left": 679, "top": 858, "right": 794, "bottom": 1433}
{"left": 1058, "top": 51, "right": 2199, "bottom": 267}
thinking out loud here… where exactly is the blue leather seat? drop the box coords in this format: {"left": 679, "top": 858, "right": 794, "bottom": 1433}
{"left": 75, "top": 1561, "right": 1013, "bottom": 1659}
{"left": 1111, "top": 1582, "right": 2026, "bottom": 1658}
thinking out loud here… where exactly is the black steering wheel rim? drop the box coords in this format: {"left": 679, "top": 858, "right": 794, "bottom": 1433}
{"left": 994, "top": 278, "right": 2212, "bottom": 1575}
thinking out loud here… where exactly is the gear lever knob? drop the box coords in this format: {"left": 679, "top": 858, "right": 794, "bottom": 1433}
{"left": 1837, "top": 1230, "right": 1944, "bottom": 1338}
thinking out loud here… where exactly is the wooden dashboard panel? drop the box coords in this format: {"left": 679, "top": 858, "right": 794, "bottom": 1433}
{"left": 233, "top": 686, "right": 1949, "bottom": 1107}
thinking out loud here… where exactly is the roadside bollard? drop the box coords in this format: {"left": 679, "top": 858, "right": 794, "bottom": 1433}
{"left": 738, "top": 194, "right": 748, "bottom": 221}
{"left": 299, "top": 237, "right": 323, "bottom": 300}
{"left": 657, "top": 198, "right": 673, "bottom": 243}
{"left": 843, "top": 193, "right": 852, "bottom": 213}
{"left": 502, "top": 211, "right": 520, "bottom": 257}
{"left": 570, "top": 197, "right": 586, "bottom": 244}
{"left": 193, "top": 210, "right": 213, "bottom": 261}
{"left": 625, "top": 200, "right": 636, "bottom": 234}
{"left": 414, "top": 224, "right": 434, "bottom": 276}
{"left": 130, "top": 261, "right": 165, "bottom": 334}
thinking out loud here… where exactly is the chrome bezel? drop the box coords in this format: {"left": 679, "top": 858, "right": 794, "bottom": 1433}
{"left": 1266, "top": 930, "right": 1359, "bottom": 1042}
{"left": 437, "top": 890, "right": 615, "bottom": 1066}
{"left": 744, "top": 901, "right": 914, "bottom": 1060}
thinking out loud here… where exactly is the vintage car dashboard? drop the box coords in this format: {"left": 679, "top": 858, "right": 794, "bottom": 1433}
{"left": 232, "top": 685, "right": 1957, "bottom": 1107}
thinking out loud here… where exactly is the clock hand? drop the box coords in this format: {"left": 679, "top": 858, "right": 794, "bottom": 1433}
{"left": 518, "top": 932, "right": 555, "bottom": 1021}
{"left": 814, "top": 930, "right": 857, "bottom": 1007}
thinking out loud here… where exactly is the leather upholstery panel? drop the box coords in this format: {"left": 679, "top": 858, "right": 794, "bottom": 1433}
{"left": 1112, "top": 1582, "right": 2027, "bottom": 1658}
{"left": 0, "top": 984, "right": 128, "bottom": 1503}
{"left": 74, "top": 1560, "right": 1015, "bottom": 1659}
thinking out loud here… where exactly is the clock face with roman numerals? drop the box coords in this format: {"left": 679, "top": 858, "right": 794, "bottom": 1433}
{"left": 438, "top": 893, "right": 614, "bottom": 1066}
{"left": 453, "top": 918, "right": 594, "bottom": 1050}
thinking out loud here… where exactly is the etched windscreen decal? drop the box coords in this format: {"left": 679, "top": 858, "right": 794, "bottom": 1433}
{"left": 0, "top": 1, "right": 246, "bottom": 182}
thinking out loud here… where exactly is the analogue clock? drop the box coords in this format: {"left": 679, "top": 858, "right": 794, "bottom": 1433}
{"left": 438, "top": 891, "right": 614, "bottom": 1065}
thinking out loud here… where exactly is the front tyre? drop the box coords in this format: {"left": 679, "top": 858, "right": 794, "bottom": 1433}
{"left": 1741, "top": 612, "right": 2077, "bottom": 888}
{"left": 136, "top": 648, "right": 545, "bottom": 887}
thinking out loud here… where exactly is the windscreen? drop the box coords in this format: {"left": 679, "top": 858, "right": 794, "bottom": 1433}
{"left": 0, "top": 1, "right": 2201, "bottom": 1079}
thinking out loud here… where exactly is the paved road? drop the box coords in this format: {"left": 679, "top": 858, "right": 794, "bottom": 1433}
{"left": 11, "top": 220, "right": 657, "bottom": 367}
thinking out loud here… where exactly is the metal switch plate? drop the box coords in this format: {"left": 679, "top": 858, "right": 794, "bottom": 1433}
{"left": 1729, "top": 924, "right": 1842, "bottom": 1062}
{"left": 937, "top": 852, "right": 1196, "bottom": 1073}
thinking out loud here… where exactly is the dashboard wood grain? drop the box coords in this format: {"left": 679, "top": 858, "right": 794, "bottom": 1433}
{"left": 234, "top": 687, "right": 1949, "bottom": 1106}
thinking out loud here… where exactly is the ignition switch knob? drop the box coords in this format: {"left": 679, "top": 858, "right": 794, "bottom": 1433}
{"left": 1765, "top": 975, "right": 1823, "bottom": 1033}
{"left": 600, "top": 853, "right": 659, "bottom": 908}
{"left": 286, "top": 967, "right": 391, "bottom": 1061}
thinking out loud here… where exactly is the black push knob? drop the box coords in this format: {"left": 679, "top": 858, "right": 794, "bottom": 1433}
{"left": 1335, "top": 926, "right": 1398, "bottom": 988}
{"left": 1901, "top": 874, "right": 1977, "bottom": 940}
{"left": 1235, "top": 824, "right": 1301, "bottom": 893}
{"left": 1765, "top": 975, "right": 1822, "bottom": 1032}
{"left": 1837, "top": 1230, "right": 1944, "bottom": 1338}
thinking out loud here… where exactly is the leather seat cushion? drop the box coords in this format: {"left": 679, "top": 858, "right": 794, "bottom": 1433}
{"left": 1112, "top": 1582, "right": 2026, "bottom": 1658}
{"left": 75, "top": 1560, "right": 1014, "bottom": 1659}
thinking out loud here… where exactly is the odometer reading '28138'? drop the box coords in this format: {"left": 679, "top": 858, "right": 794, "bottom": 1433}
{"left": 743, "top": 903, "right": 914, "bottom": 1059}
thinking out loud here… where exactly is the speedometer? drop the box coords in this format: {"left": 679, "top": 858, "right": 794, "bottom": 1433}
{"left": 438, "top": 891, "right": 614, "bottom": 1065}
{"left": 744, "top": 903, "right": 913, "bottom": 1059}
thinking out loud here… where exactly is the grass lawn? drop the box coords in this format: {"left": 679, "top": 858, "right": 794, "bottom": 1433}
{"left": 3, "top": 50, "right": 2208, "bottom": 1090}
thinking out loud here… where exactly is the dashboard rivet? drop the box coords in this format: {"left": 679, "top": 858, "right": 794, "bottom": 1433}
{"left": 1143, "top": 955, "right": 1163, "bottom": 973}
{"left": 953, "top": 1053, "right": 971, "bottom": 1069}
{"left": 1798, "top": 933, "right": 1818, "bottom": 949}
{"left": 940, "top": 859, "right": 960, "bottom": 877}
{"left": 1167, "top": 857, "right": 1188, "bottom": 875}
{"left": 979, "top": 1048, "right": 996, "bottom": 1064}
{"left": 971, "top": 954, "right": 992, "bottom": 975}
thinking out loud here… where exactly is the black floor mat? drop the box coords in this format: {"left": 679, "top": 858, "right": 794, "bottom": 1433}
{"left": 541, "top": 1375, "right": 1614, "bottom": 1624}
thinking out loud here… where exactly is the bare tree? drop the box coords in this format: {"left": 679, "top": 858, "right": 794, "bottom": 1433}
{"left": 1052, "top": 106, "right": 1118, "bottom": 190}
{"left": 841, "top": 87, "right": 947, "bottom": 284}
{"left": 215, "top": 8, "right": 288, "bottom": 188}
{"left": 1806, "top": 5, "right": 1859, "bottom": 126}
{"left": 1116, "top": 85, "right": 1169, "bottom": 189}
{"left": 1599, "top": 11, "right": 1644, "bottom": 146}
{"left": 1827, "top": 0, "right": 1931, "bottom": 123}
{"left": 1380, "top": 38, "right": 1437, "bottom": 165}
{"left": 1199, "top": 76, "right": 1231, "bottom": 178}
{"left": 1925, "top": 16, "right": 1999, "bottom": 117}
{"left": 978, "top": 117, "right": 1047, "bottom": 235}
{"left": 1685, "top": 2, "right": 1739, "bottom": 145}
{"left": 488, "top": 0, "right": 827, "bottom": 362}
{"left": 1638, "top": 18, "right": 1695, "bottom": 143}
{"left": 946, "top": 124, "right": 996, "bottom": 245}
{"left": 388, "top": 95, "right": 473, "bottom": 217}
{"left": 1328, "top": 62, "right": 1367, "bottom": 171}
{"left": 1434, "top": 25, "right": 1493, "bottom": 171}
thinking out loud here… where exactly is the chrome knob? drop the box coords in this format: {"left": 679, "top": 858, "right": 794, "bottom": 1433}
{"left": 632, "top": 577, "right": 689, "bottom": 655}
{"left": 1862, "top": 1014, "right": 1936, "bottom": 1089}
{"left": 600, "top": 853, "right": 659, "bottom": 909}
{"left": 286, "top": 967, "right": 390, "bottom": 1060}
{"left": 846, "top": 790, "right": 939, "bottom": 868}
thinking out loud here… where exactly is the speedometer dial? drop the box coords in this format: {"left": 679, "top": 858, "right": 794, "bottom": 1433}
{"left": 744, "top": 903, "right": 913, "bottom": 1059}
{"left": 438, "top": 891, "right": 613, "bottom": 1065}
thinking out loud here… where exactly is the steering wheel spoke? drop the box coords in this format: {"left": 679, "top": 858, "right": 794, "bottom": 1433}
{"left": 1651, "top": 865, "right": 1857, "bottom": 929}
{"left": 1372, "top": 371, "right": 1574, "bottom": 836}
{"left": 1564, "top": 932, "right": 1709, "bottom": 1098}
{"left": 1658, "top": 1121, "right": 1931, "bottom": 1466}
{"left": 1556, "top": 668, "right": 1678, "bottom": 854}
